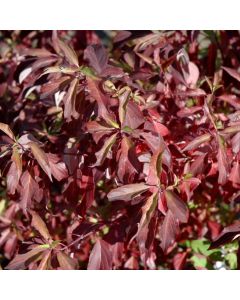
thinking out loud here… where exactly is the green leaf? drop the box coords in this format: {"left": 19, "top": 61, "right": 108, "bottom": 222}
{"left": 225, "top": 253, "right": 237, "bottom": 269}
{"left": 39, "top": 244, "right": 51, "bottom": 249}
{"left": 122, "top": 126, "right": 133, "bottom": 133}
{"left": 190, "top": 239, "right": 220, "bottom": 256}
{"left": 80, "top": 66, "right": 98, "bottom": 79}
{"left": 191, "top": 255, "right": 207, "bottom": 268}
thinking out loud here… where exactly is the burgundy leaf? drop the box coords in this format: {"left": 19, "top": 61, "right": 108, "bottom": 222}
{"left": 5, "top": 246, "right": 46, "bottom": 270}
{"left": 222, "top": 66, "right": 240, "bottom": 82}
{"left": 56, "top": 35, "right": 79, "bottom": 67}
{"left": 38, "top": 250, "right": 51, "bottom": 270}
{"left": 63, "top": 78, "right": 79, "bottom": 121}
{"left": 47, "top": 153, "right": 68, "bottom": 181}
{"left": 164, "top": 190, "right": 189, "bottom": 223}
{"left": 173, "top": 252, "right": 188, "bottom": 270}
{"left": 57, "top": 251, "right": 77, "bottom": 270}
{"left": 216, "top": 135, "right": 229, "bottom": 185}
{"left": 113, "top": 31, "right": 132, "bottom": 43}
{"left": 160, "top": 210, "right": 180, "bottom": 253}
{"left": 146, "top": 148, "right": 164, "bottom": 186}
{"left": 135, "top": 192, "right": 158, "bottom": 239}
{"left": 229, "top": 160, "right": 240, "bottom": 185}
{"left": 19, "top": 48, "right": 53, "bottom": 57}
{"left": 84, "top": 45, "right": 108, "bottom": 74}
{"left": 19, "top": 170, "right": 39, "bottom": 211}
{"left": 117, "top": 136, "right": 139, "bottom": 182}
{"left": 118, "top": 88, "right": 131, "bottom": 125}
{"left": 210, "top": 222, "right": 240, "bottom": 249}
{"left": 123, "top": 101, "right": 144, "bottom": 130}
{"left": 87, "top": 240, "right": 112, "bottom": 270}
{"left": 87, "top": 77, "right": 118, "bottom": 126}
{"left": 107, "top": 183, "right": 149, "bottom": 202}
{"left": 182, "top": 133, "right": 212, "bottom": 152}
{"left": 30, "top": 210, "right": 52, "bottom": 241}
{"left": 93, "top": 132, "right": 118, "bottom": 167}
{"left": 41, "top": 76, "right": 70, "bottom": 98}
{"left": 29, "top": 142, "right": 52, "bottom": 182}
{"left": 7, "top": 161, "right": 20, "bottom": 195}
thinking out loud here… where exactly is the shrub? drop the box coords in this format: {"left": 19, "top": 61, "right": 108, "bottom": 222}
{"left": 0, "top": 30, "right": 240, "bottom": 270}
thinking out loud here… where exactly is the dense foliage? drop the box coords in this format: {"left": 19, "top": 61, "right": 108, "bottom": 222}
{"left": 1, "top": 30, "right": 240, "bottom": 270}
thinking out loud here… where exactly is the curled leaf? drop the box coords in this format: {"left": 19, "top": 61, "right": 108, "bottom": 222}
{"left": 210, "top": 223, "right": 240, "bottom": 249}
{"left": 56, "top": 36, "right": 79, "bottom": 67}
{"left": 0, "top": 122, "right": 16, "bottom": 141}
{"left": 222, "top": 66, "right": 240, "bottom": 82}
{"left": 118, "top": 87, "right": 131, "bottom": 125}
{"left": 93, "top": 132, "right": 118, "bottom": 167}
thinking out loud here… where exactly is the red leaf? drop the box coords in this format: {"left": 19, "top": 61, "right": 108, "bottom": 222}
{"left": 47, "top": 153, "right": 68, "bottom": 181}
{"left": 152, "top": 121, "right": 170, "bottom": 137}
{"left": 222, "top": 66, "right": 240, "bottom": 82}
{"left": 210, "top": 222, "right": 240, "bottom": 249}
{"left": 5, "top": 246, "right": 46, "bottom": 270}
{"left": 38, "top": 250, "right": 51, "bottom": 270}
{"left": 207, "top": 221, "right": 221, "bottom": 240}
{"left": 79, "top": 170, "right": 95, "bottom": 213}
{"left": 86, "top": 120, "right": 115, "bottom": 143}
{"left": 173, "top": 252, "right": 188, "bottom": 270}
{"left": 40, "top": 76, "right": 70, "bottom": 98}
{"left": 229, "top": 160, "right": 240, "bottom": 185}
{"left": 7, "top": 162, "right": 20, "bottom": 195}
{"left": 189, "top": 153, "right": 208, "bottom": 177}
{"left": 87, "top": 240, "right": 112, "bottom": 270}
{"left": 107, "top": 183, "right": 149, "bottom": 202}
{"left": 135, "top": 192, "right": 158, "bottom": 239}
{"left": 216, "top": 135, "right": 229, "bottom": 185}
{"left": 93, "top": 132, "right": 118, "bottom": 167}
{"left": 30, "top": 210, "right": 52, "bottom": 241}
{"left": 87, "top": 77, "right": 117, "bottom": 126}
{"left": 118, "top": 88, "right": 131, "bottom": 125}
{"left": 182, "top": 133, "right": 212, "bottom": 152}
{"left": 57, "top": 251, "right": 77, "bottom": 270}
{"left": 20, "top": 48, "right": 53, "bottom": 57}
{"left": 123, "top": 101, "right": 144, "bottom": 130}
{"left": 29, "top": 142, "right": 52, "bottom": 182}
{"left": 146, "top": 149, "right": 164, "bottom": 186}
{"left": 164, "top": 190, "right": 189, "bottom": 223}
{"left": 180, "top": 177, "right": 201, "bottom": 201}
{"left": 84, "top": 45, "right": 108, "bottom": 74}
{"left": 113, "top": 31, "right": 132, "bottom": 43}
{"left": 63, "top": 78, "right": 79, "bottom": 121}
{"left": 19, "top": 170, "right": 39, "bottom": 211}
{"left": 56, "top": 35, "right": 79, "bottom": 67}
{"left": 117, "top": 136, "right": 140, "bottom": 182}
{"left": 232, "top": 132, "right": 240, "bottom": 154}
{"left": 160, "top": 210, "right": 179, "bottom": 253}
{"left": 177, "top": 106, "right": 202, "bottom": 118}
